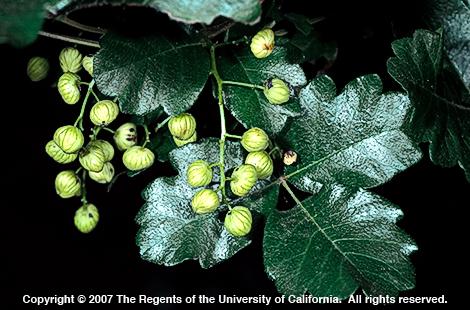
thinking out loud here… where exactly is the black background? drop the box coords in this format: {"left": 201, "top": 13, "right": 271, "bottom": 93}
{"left": 3, "top": 0, "right": 468, "bottom": 308}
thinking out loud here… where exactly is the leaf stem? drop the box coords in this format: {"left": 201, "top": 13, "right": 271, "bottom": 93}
{"left": 74, "top": 80, "right": 95, "bottom": 130}
{"left": 224, "top": 133, "right": 242, "bottom": 139}
{"left": 222, "top": 80, "right": 265, "bottom": 91}
{"left": 280, "top": 179, "right": 303, "bottom": 206}
{"left": 55, "top": 15, "right": 106, "bottom": 34}
{"left": 38, "top": 31, "right": 100, "bottom": 48}
{"left": 155, "top": 116, "right": 172, "bottom": 133}
{"left": 102, "top": 127, "right": 115, "bottom": 134}
{"left": 80, "top": 169, "right": 88, "bottom": 204}
{"left": 214, "top": 36, "right": 249, "bottom": 47}
{"left": 142, "top": 124, "right": 151, "bottom": 147}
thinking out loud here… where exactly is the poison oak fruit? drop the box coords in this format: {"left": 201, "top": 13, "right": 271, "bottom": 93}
{"left": 89, "top": 162, "right": 115, "bottom": 184}
{"left": 264, "top": 78, "right": 290, "bottom": 104}
{"left": 173, "top": 131, "right": 197, "bottom": 147}
{"left": 241, "top": 128, "right": 269, "bottom": 152}
{"left": 191, "top": 189, "right": 220, "bottom": 214}
{"left": 45, "top": 140, "right": 78, "bottom": 164}
{"left": 58, "top": 72, "right": 81, "bottom": 105}
{"left": 82, "top": 55, "right": 93, "bottom": 76}
{"left": 53, "top": 125, "right": 84, "bottom": 153}
{"left": 187, "top": 160, "right": 213, "bottom": 187}
{"left": 27, "top": 57, "right": 49, "bottom": 82}
{"left": 122, "top": 146, "right": 155, "bottom": 171}
{"left": 168, "top": 113, "right": 196, "bottom": 140}
{"left": 114, "top": 123, "right": 138, "bottom": 151}
{"left": 74, "top": 204, "right": 99, "bottom": 233}
{"left": 90, "top": 100, "right": 119, "bottom": 126}
{"left": 79, "top": 143, "right": 106, "bottom": 172}
{"left": 283, "top": 150, "right": 298, "bottom": 166}
{"left": 245, "top": 151, "right": 273, "bottom": 179}
{"left": 59, "top": 47, "right": 83, "bottom": 73}
{"left": 55, "top": 170, "right": 81, "bottom": 199}
{"left": 230, "top": 164, "right": 258, "bottom": 196}
{"left": 224, "top": 206, "right": 252, "bottom": 237}
{"left": 92, "top": 139, "right": 114, "bottom": 162}
{"left": 250, "top": 28, "right": 275, "bottom": 59}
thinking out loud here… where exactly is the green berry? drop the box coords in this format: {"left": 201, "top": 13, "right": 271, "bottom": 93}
{"left": 241, "top": 128, "right": 269, "bottom": 152}
{"left": 168, "top": 113, "right": 196, "bottom": 140}
{"left": 74, "top": 204, "right": 99, "bottom": 233}
{"left": 224, "top": 206, "right": 252, "bottom": 237}
{"left": 245, "top": 151, "right": 273, "bottom": 179}
{"left": 27, "top": 57, "right": 49, "bottom": 82}
{"left": 250, "top": 28, "right": 275, "bottom": 59}
{"left": 230, "top": 164, "right": 258, "bottom": 197}
{"left": 79, "top": 143, "right": 106, "bottom": 172}
{"left": 45, "top": 140, "right": 78, "bottom": 164}
{"left": 82, "top": 55, "right": 93, "bottom": 76}
{"left": 89, "top": 162, "right": 115, "bottom": 184}
{"left": 264, "top": 78, "right": 290, "bottom": 105}
{"left": 187, "top": 160, "right": 213, "bottom": 187}
{"left": 53, "top": 125, "right": 84, "bottom": 154}
{"left": 114, "top": 123, "right": 138, "bottom": 151}
{"left": 59, "top": 47, "right": 82, "bottom": 73}
{"left": 92, "top": 139, "right": 114, "bottom": 162}
{"left": 58, "top": 72, "right": 81, "bottom": 105}
{"left": 90, "top": 100, "right": 119, "bottom": 126}
{"left": 55, "top": 170, "right": 81, "bottom": 199}
{"left": 191, "top": 189, "right": 220, "bottom": 214}
{"left": 122, "top": 146, "right": 155, "bottom": 171}
{"left": 173, "top": 131, "right": 197, "bottom": 147}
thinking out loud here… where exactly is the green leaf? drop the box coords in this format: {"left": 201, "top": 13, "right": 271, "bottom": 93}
{"left": 148, "top": 127, "right": 177, "bottom": 162}
{"left": 230, "top": 180, "right": 280, "bottom": 216}
{"left": 286, "top": 31, "right": 337, "bottom": 64}
{"left": 220, "top": 47, "right": 307, "bottom": 135}
{"left": 387, "top": 29, "right": 470, "bottom": 181}
{"left": 283, "top": 75, "right": 422, "bottom": 193}
{"left": 263, "top": 183, "right": 416, "bottom": 298}
{"left": 94, "top": 32, "right": 210, "bottom": 116}
{"left": 284, "top": 13, "right": 313, "bottom": 36}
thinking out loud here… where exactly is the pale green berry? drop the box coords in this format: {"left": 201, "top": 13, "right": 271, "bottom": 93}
{"left": 79, "top": 143, "right": 106, "bottom": 172}
{"left": 173, "top": 131, "right": 197, "bottom": 147}
{"left": 92, "top": 139, "right": 114, "bottom": 162}
{"left": 89, "top": 100, "right": 119, "bottom": 126}
{"left": 191, "top": 189, "right": 220, "bottom": 214}
{"left": 168, "top": 113, "right": 196, "bottom": 140}
{"left": 82, "top": 55, "right": 93, "bottom": 76}
{"left": 114, "top": 123, "right": 138, "bottom": 151}
{"left": 187, "top": 160, "right": 212, "bottom": 187}
{"left": 224, "top": 206, "right": 252, "bottom": 237}
{"left": 45, "top": 140, "right": 78, "bottom": 164}
{"left": 89, "top": 162, "right": 115, "bottom": 184}
{"left": 59, "top": 47, "right": 82, "bottom": 73}
{"left": 250, "top": 28, "right": 275, "bottom": 59}
{"left": 230, "top": 164, "right": 258, "bottom": 197}
{"left": 27, "top": 57, "right": 49, "bottom": 82}
{"left": 55, "top": 170, "right": 81, "bottom": 199}
{"left": 241, "top": 128, "right": 269, "bottom": 152}
{"left": 245, "top": 151, "right": 273, "bottom": 179}
{"left": 53, "top": 125, "right": 84, "bottom": 154}
{"left": 58, "top": 72, "right": 81, "bottom": 105}
{"left": 122, "top": 146, "right": 155, "bottom": 171}
{"left": 264, "top": 78, "right": 290, "bottom": 105}
{"left": 74, "top": 204, "right": 99, "bottom": 233}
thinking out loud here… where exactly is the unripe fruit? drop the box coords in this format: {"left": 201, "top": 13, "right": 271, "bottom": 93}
{"left": 53, "top": 125, "right": 84, "bottom": 153}
{"left": 59, "top": 47, "right": 83, "bottom": 73}
{"left": 27, "top": 57, "right": 49, "bottom": 82}
{"left": 230, "top": 164, "right": 258, "bottom": 196}
{"left": 191, "top": 189, "right": 220, "bottom": 214}
{"left": 224, "top": 206, "right": 252, "bottom": 237}
{"left": 45, "top": 140, "right": 78, "bottom": 164}
{"left": 173, "top": 131, "right": 197, "bottom": 147}
{"left": 264, "top": 78, "right": 290, "bottom": 105}
{"left": 241, "top": 128, "right": 269, "bottom": 152}
{"left": 89, "top": 162, "right": 115, "bottom": 184}
{"left": 82, "top": 55, "right": 93, "bottom": 76}
{"left": 283, "top": 150, "right": 298, "bottom": 166}
{"left": 58, "top": 72, "right": 81, "bottom": 105}
{"left": 90, "top": 100, "right": 119, "bottom": 126}
{"left": 168, "top": 113, "right": 196, "bottom": 140}
{"left": 92, "top": 139, "right": 114, "bottom": 161}
{"left": 55, "top": 170, "right": 81, "bottom": 199}
{"left": 187, "top": 160, "right": 213, "bottom": 187}
{"left": 245, "top": 151, "right": 273, "bottom": 179}
{"left": 250, "top": 28, "right": 275, "bottom": 59}
{"left": 79, "top": 143, "right": 106, "bottom": 172}
{"left": 114, "top": 123, "right": 138, "bottom": 151}
{"left": 74, "top": 204, "right": 99, "bottom": 233}
{"left": 122, "top": 146, "right": 155, "bottom": 171}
